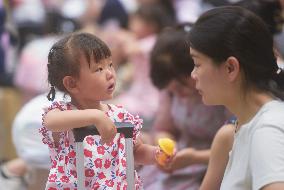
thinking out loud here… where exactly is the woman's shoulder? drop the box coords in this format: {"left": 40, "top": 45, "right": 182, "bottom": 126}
{"left": 214, "top": 124, "right": 235, "bottom": 146}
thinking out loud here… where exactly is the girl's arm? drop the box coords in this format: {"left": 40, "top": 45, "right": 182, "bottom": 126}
{"left": 44, "top": 109, "right": 116, "bottom": 143}
{"left": 199, "top": 124, "right": 235, "bottom": 190}
{"left": 133, "top": 137, "right": 158, "bottom": 165}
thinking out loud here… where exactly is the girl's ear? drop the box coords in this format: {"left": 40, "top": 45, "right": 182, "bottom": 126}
{"left": 224, "top": 56, "right": 240, "bottom": 82}
{"left": 63, "top": 76, "right": 78, "bottom": 94}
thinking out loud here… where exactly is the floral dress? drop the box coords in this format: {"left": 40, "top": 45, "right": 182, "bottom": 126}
{"left": 39, "top": 101, "right": 143, "bottom": 190}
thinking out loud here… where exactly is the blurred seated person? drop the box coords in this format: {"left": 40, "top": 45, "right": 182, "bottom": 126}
{"left": 138, "top": 23, "right": 231, "bottom": 189}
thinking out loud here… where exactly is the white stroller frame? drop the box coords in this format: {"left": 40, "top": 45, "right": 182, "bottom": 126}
{"left": 73, "top": 122, "right": 135, "bottom": 190}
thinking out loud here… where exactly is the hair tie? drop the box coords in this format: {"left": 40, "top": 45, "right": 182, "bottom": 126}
{"left": 47, "top": 86, "right": 56, "bottom": 101}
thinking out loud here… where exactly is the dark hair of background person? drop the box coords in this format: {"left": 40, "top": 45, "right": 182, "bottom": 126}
{"left": 150, "top": 23, "right": 194, "bottom": 89}
{"left": 188, "top": 6, "right": 284, "bottom": 100}
{"left": 233, "top": 0, "right": 284, "bottom": 35}
{"left": 157, "top": 0, "right": 176, "bottom": 23}
{"left": 98, "top": 0, "right": 129, "bottom": 28}
{"left": 132, "top": 4, "right": 176, "bottom": 34}
{"left": 46, "top": 33, "right": 111, "bottom": 100}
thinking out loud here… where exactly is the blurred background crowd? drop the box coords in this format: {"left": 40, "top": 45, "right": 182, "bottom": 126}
{"left": 0, "top": 0, "right": 284, "bottom": 189}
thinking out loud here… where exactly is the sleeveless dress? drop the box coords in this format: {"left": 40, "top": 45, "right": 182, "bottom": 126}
{"left": 39, "top": 101, "right": 143, "bottom": 190}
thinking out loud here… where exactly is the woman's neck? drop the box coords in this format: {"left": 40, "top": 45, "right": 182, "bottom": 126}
{"left": 228, "top": 91, "right": 274, "bottom": 127}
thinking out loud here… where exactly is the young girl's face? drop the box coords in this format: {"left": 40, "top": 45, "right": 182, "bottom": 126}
{"left": 75, "top": 56, "right": 116, "bottom": 102}
{"left": 190, "top": 48, "right": 228, "bottom": 105}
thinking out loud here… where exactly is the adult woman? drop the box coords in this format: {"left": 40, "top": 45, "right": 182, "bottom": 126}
{"left": 189, "top": 6, "right": 284, "bottom": 190}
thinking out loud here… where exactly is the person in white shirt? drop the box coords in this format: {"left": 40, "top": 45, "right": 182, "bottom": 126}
{"left": 188, "top": 6, "right": 284, "bottom": 190}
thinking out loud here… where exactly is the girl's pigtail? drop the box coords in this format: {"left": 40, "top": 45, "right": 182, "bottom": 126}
{"left": 47, "top": 86, "right": 56, "bottom": 101}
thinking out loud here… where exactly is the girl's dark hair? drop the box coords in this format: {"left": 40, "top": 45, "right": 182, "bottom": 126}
{"left": 233, "top": 0, "right": 283, "bottom": 35}
{"left": 46, "top": 32, "right": 111, "bottom": 101}
{"left": 150, "top": 23, "right": 194, "bottom": 89}
{"left": 188, "top": 6, "right": 284, "bottom": 100}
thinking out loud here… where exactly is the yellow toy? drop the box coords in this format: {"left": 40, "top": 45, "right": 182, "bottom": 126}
{"left": 156, "top": 138, "right": 176, "bottom": 166}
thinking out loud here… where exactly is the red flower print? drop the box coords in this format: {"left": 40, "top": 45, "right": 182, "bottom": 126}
{"left": 97, "top": 172, "right": 106, "bottom": 180}
{"left": 92, "top": 182, "right": 100, "bottom": 190}
{"left": 117, "top": 112, "right": 124, "bottom": 120}
{"left": 84, "top": 149, "right": 92, "bottom": 158}
{"left": 106, "top": 179, "right": 114, "bottom": 187}
{"left": 111, "top": 150, "right": 118, "bottom": 157}
{"left": 85, "top": 169, "right": 94, "bottom": 177}
{"left": 121, "top": 158, "right": 126, "bottom": 167}
{"left": 65, "top": 156, "right": 69, "bottom": 163}
{"left": 65, "top": 140, "right": 69, "bottom": 147}
{"left": 85, "top": 180, "right": 90, "bottom": 187}
{"left": 116, "top": 169, "right": 119, "bottom": 176}
{"left": 70, "top": 170, "right": 77, "bottom": 177}
{"left": 48, "top": 174, "right": 57, "bottom": 182}
{"left": 48, "top": 188, "right": 57, "bottom": 190}
{"left": 86, "top": 136, "right": 94, "bottom": 146}
{"left": 68, "top": 150, "right": 76, "bottom": 158}
{"left": 60, "top": 175, "right": 69, "bottom": 183}
{"left": 59, "top": 155, "right": 64, "bottom": 161}
{"left": 94, "top": 158, "right": 102, "bottom": 168}
{"left": 119, "top": 142, "right": 124, "bottom": 150}
{"left": 104, "top": 159, "right": 111, "bottom": 169}
{"left": 63, "top": 188, "right": 71, "bottom": 190}
{"left": 97, "top": 146, "right": 105, "bottom": 155}
{"left": 117, "top": 182, "right": 121, "bottom": 190}
{"left": 58, "top": 166, "right": 64, "bottom": 173}
{"left": 51, "top": 160, "right": 57, "bottom": 168}
{"left": 123, "top": 184, "right": 127, "bottom": 190}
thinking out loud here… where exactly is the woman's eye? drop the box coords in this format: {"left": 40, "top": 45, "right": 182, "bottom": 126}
{"left": 194, "top": 63, "right": 200, "bottom": 68}
{"left": 109, "top": 63, "right": 113, "bottom": 68}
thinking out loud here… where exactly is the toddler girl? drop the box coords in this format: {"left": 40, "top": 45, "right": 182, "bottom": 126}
{"left": 39, "top": 32, "right": 163, "bottom": 190}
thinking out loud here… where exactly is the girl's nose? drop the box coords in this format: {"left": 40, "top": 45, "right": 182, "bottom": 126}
{"left": 106, "top": 68, "right": 114, "bottom": 80}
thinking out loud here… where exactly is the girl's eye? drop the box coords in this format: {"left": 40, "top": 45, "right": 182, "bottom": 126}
{"left": 109, "top": 63, "right": 113, "bottom": 68}
{"left": 95, "top": 68, "right": 103, "bottom": 72}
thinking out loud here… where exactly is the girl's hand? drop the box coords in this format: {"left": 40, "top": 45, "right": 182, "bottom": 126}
{"left": 95, "top": 111, "right": 117, "bottom": 144}
{"left": 155, "top": 148, "right": 175, "bottom": 173}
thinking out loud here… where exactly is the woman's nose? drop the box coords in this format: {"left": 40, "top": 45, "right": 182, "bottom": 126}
{"left": 191, "top": 68, "right": 197, "bottom": 80}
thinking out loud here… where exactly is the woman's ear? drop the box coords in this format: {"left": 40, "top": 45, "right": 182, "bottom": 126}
{"left": 63, "top": 76, "right": 78, "bottom": 94}
{"left": 224, "top": 56, "right": 240, "bottom": 82}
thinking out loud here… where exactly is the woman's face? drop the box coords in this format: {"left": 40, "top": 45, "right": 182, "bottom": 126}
{"left": 190, "top": 48, "right": 228, "bottom": 105}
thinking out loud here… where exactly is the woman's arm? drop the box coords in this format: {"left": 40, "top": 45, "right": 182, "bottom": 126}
{"left": 200, "top": 124, "right": 235, "bottom": 190}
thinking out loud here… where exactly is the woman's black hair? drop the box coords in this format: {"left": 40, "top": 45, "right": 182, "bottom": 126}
{"left": 233, "top": 0, "right": 284, "bottom": 35}
{"left": 188, "top": 6, "right": 284, "bottom": 100}
{"left": 150, "top": 23, "right": 194, "bottom": 89}
{"left": 46, "top": 32, "right": 111, "bottom": 101}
